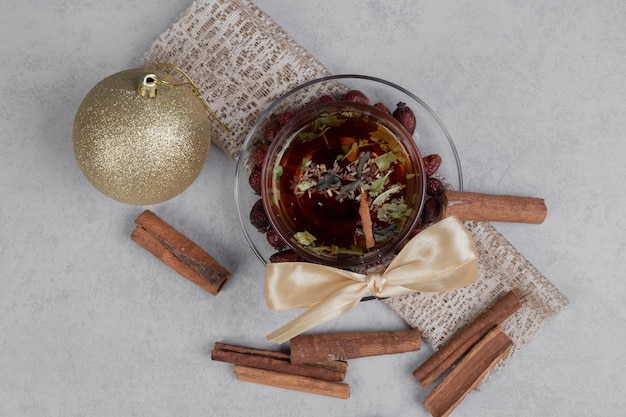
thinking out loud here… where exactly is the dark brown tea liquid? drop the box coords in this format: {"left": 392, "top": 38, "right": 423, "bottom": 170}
{"left": 268, "top": 105, "right": 421, "bottom": 256}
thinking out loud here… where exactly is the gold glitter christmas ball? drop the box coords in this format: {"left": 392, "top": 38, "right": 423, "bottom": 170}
{"left": 73, "top": 67, "right": 211, "bottom": 205}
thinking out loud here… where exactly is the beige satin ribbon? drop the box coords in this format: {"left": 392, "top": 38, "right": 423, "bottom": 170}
{"left": 265, "top": 216, "right": 479, "bottom": 343}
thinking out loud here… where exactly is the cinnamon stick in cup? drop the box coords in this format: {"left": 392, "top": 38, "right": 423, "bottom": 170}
{"left": 442, "top": 191, "right": 547, "bottom": 224}
{"left": 290, "top": 329, "right": 421, "bottom": 364}
{"left": 131, "top": 210, "right": 231, "bottom": 295}
{"left": 413, "top": 289, "right": 521, "bottom": 387}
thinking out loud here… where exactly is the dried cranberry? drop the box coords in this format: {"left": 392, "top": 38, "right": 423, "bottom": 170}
{"left": 249, "top": 199, "right": 270, "bottom": 230}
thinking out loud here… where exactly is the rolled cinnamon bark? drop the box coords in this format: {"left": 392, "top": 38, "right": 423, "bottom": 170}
{"left": 423, "top": 326, "right": 514, "bottom": 417}
{"left": 234, "top": 365, "right": 350, "bottom": 399}
{"left": 413, "top": 289, "right": 521, "bottom": 387}
{"left": 442, "top": 191, "right": 547, "bottom": 224}
{"left": 131, "top": 210, "right": 231, "bottom": 295}
{"left": 290, "top": 329, "right": 421, "bottom": 364}
{"left": 211, "top": 342, "right": 348, "bottom": 381}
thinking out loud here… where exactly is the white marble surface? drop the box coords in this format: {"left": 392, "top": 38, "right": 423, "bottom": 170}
{"left": 1, "top": 0, "right": 624, "bottom": 415}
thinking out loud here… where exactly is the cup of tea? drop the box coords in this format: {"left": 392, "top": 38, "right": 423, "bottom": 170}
{"left": 261, "top": 101, "right": 426, "bottom": 268}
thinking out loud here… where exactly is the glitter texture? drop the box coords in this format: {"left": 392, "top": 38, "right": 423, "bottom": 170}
{"left": 72, "top": 68, "right": 212, "bottom": 205}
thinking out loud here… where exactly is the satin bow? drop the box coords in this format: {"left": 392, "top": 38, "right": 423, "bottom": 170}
{"left": 265, "top": 216, "right": 478, "bottom": 343}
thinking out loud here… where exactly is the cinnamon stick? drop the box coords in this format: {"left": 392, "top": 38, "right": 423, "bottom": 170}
{"left": 131, "top": 210, "right": 231, "bottom": 295}
{"left": 423, "top": 326, "right": 514, "bottom": 417}
{"left": 211, "top": 342, "right": 348, "bottom": 381}
{"left": 359, "top": 190, "right": 375, "bottom": 249}
{"left": 233, "top": 365, "right": 350, "bottom": 399}
{"left": 442, "top": 191, "right": 547, "bottom": 224}
{"left": 413, "top": 289, "right": 521, "bottom": 387}
{"left": 290, "top": 329, "right": 421, "bottom": 365}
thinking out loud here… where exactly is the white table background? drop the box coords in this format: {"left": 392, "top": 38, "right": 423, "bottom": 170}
{"left": 1, "top": 1, "right": 624, "bottom": 416}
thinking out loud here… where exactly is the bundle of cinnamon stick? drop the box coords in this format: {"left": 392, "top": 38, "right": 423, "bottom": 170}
{"left": 416, "top": 289, "right": 522, "bottom": 416}
{"left": 211, "top": 292, "right": 521, "bottom": 415}
{"left": 211, "top": 329, "right": 421, "bottom": 399}
{"left": 131, "top": 195, "right": 535, "bottom": 412}
{"left": 212, "top": 342, "right": 350, "bottom": 399}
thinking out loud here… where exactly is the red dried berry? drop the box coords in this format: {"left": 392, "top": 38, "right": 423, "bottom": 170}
{"left": 318, "top": 94, "right": 335, "bottom": 103}
{"left": 423, "top": 154, "right": 443, "bottom": 177}
{"left": 251, "top": 143, "right": 269, "bottom": 167}
{"left": 342, "top": 89, "right": 370, "bottom": 105}
{"left": 373, "top": 102, "right": 391, "bottom": 114}
{"left": 266, "top": 227, "right": 286, "bottom": 249}
{"left": 426, "top": 177, "right": 444, "bottom": 196}
{"left": 392, "top": 102, "right": 416, "bottom": 135}
{"left": 269, "top": 249, "right": 301, "bottom": 263}
{"left": 264, "top": 118, "right": 281, "bottom": 142}
{"left": 248, "top": 166, "right": 262, "bottom": 194}
{"left": 411, "top": 222, "right": 427, "bottom": 236}
{"left": 421, "top": 197, "right": 441, "bottom": 224}
{"left": 249, "top": 199, "right": 270, "bottom": 230}
{"left": 276, "top": 111, "right": 294, "bottom": 127}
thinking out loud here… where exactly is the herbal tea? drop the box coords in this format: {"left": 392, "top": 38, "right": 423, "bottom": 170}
{"left": 265, "top": 104, "right": 424, "bottom": 260}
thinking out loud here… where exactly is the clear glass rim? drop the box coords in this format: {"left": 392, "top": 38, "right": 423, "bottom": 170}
{"left": 234, "top": 74, "right": 463, "bottom": 266}
{"left": 261, "top": 100, "right": 426, "bottom": 268}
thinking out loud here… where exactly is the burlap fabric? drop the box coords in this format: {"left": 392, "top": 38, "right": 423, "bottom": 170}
{"left": 144, "top": 0, "right": 330, "bottom": 159}
{"left": 144, "top": 0, "right": 568, "bottom": 386}
{"left": 384, "top": 220, "right": 568, "bottom": 386}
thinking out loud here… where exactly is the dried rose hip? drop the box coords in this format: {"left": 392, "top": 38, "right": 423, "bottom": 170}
{"left": 393, "top": 102, "right": 416, "bottom": 135}
{"left": 248, "top": 166, "right": 262, "bottom": 194}
{"left": 266, "top": 227, "right": 286, "bottom": 249}
{"left": 251, "top": 143, "right": 269, "bottom": 167}
{"left": 276, "top": 111, "right": 294, "bottom": 127}
{"left": 373, "top": 102, "right": 391, "bottom": 114}
{"left": 269, "top": 249, "right": 301, "bottom": 263}
{"left": 318, "top": 94, "right": 335, "bottom": 103}
{"left": 423, "top": 154, "right": 443, "bottom": 177}
{"left": 342, "top": 89, "right": 370, "bottom": 105}
{"left": 249, "top": 199, "right": 270, "bottom": 230}
{"left": 421, "top": 197, "right": 441, "bottom": 224}
{"left": 411, "top": 222, "right": 427, "bottom": 236}
{"left": 264, "top": 117, "right": 281, "bottom": 142}
{"left": 426, "top": 177, "right": 444, "bottom": 196}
